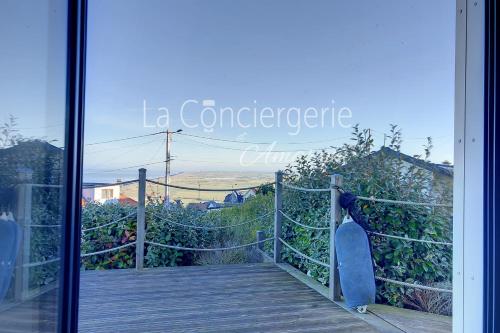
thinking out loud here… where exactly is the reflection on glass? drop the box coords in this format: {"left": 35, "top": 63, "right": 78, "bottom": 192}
{"left": 0, "top": 1, "right": 68, "bottom": 332}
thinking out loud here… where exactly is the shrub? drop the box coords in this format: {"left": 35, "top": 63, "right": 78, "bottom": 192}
{"left": 81, "top": 202, "right": 137, "bottom": 270}
{"left": 278, "top": 125, "right": 452, "bottom": 312}
{"left": 402, "top": 282, "right": 452, "bottom": 316}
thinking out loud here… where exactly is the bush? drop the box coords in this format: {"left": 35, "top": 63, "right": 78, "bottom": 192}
{"left": 80, "top": 199, "right": 274, "bottom": 270}
{"left": 278, "top": 125, "right": 452, "bottom": 312}
{"left": 29, "top": 186, "right": 62, "bottom": 289}
{"left": 402, "top": 282, "right": 452, "bottom": 316}
{"left": 81, "top": 202, "right": 137, "bottom": 270}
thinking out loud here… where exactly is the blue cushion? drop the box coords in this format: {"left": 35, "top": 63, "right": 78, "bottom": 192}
{"left": 0, "top": 220, "right": 21, "bottom": 303}
{"left": 335, "top": 222, "right": 376, "bottom": 308}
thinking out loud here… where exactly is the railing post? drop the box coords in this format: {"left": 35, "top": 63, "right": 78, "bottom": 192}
{"left": 274, "top": 171, "right": 283, "bottom": 263}
{"left": 136, "top": 168, "right": 146, "bottom": 270}
{"left": 14, "top": 168, "right": 33, "bottom": 301}
{"left": 256, "top": 230, "right": 265, "bottom": 252}
{"left": 329, "top": 174, "right": 342, "bottom": 301}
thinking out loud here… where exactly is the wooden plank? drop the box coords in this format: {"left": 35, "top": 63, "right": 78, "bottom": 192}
{"left": 78, "top": 263, "right": 379, "bottom": 333}
{"left": 369, "top": 304, "right": 451, "bottom": 333}
{"left": 0, "top": 263, "right": 451, "bottom": 333}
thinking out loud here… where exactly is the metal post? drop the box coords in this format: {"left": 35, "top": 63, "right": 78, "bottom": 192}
{"left": 14, "top": 168, "right": 33, "bottom": 301}
{"left": 274, "top": 171, "right": 283, "bottom": 263}
{"left": 136, "top": 168, "right": 146, "bottom": 270}
{"left": 329, "top": 174, "right": 342, "bottom": 301}
{"left": 256, "top": 230, "right": 265, "bottom": 252}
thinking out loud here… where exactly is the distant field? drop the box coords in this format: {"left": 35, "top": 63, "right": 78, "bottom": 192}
{"left": 120, "top": 171, "right": 274, "bottom": 204}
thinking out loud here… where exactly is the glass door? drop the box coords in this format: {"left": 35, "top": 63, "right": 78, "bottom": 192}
{"left": 0, "top": 1, "right": 86, "bottom": 332}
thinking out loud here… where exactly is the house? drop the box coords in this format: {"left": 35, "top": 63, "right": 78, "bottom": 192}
{"left": 223, "top": 191, "right": 243, "bottom": 205}
{"left": 206, "top": 200, "right": 222, "bottom": 210}
{"left": 186, "top": 200, "right": 222, "bottom": 211}
{"left": 118, "top": 195, "right": 137, "bottom": 206}
{"left": 82, "top": 182, "right": 121, "bottom": 204}
{"left": 186, "top": 202, "right": 208, "bottom": 211}
{"left": 242, "top": 189, "right": 257, "bottom": 202}
{"left": 0, "top": 140, "right": 64, "bottom": 207}
{"left": 359, "top": 146, "right": 453, "bottom": 194}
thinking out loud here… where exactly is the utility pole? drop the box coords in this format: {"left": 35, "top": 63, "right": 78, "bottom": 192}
{"left": 164, "top": 129, "right": 182, "bottom": 207}
{"left": 165, "top": 131, "right": 171, "bottom": 205}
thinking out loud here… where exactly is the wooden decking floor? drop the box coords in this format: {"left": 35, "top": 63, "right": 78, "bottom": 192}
{"left": 0, "top": 263, "right": 452, "bottom": 333}
{"left": 78, "top": 263, "right": 379, "bottom": 333}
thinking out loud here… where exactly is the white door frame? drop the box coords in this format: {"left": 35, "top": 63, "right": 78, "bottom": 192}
{"left": 454, "top": 1, "right": 485, "bottom": 332}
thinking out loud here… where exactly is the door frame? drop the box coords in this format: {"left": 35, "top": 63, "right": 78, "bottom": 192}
{"left": 58, "top": 0, "right": 87, "bottom": 332}
{"left": 484, "top": 0, "right": 499, "bottom": 332}
{"left": 454, "top": 0, "right": 486, "bottom": 332}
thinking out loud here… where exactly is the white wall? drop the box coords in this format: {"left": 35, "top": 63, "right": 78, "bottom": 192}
{"left": 82, "top": 185, "right": 121, "bottom": 204}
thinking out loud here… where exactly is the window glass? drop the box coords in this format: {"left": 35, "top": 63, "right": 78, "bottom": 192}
{"left": 0, "top": 1, "right": 68, "bottom": 332}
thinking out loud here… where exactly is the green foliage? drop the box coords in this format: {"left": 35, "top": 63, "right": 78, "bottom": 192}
{"left": 81, "top": 202, "right": 138, "bottom": 270}
{"left": 216, "top": 194, "right": 274, "bottom": 244}
{"left": 144, "top": 203, "right": 218, "bottom": 267}
{"left": 29, "top": 187, "right": 62, "bottom": 289}
{"left": 78, "top": 194, "right": 275, "bottom": 270}
{"left": 280, "top": 125, "right": 452, "bottom": 309}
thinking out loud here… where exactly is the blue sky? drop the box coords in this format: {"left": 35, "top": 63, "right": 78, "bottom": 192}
{"left": 1, "top": 1, "right": 455, "bottom": 181}
{"left": 0, "top": 1, "right": 67, "bottom": 145}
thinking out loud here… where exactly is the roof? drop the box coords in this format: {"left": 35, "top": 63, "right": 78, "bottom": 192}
{"left": 82, "top": 182, "right": 120, "bottom": 189}
{"left": 0, "top": 140, "right": 64, "bottom": 185}
{"left": 119, "top": 195, "right": 137, "bottom": 206}
{"left": 224, "top": 191, "right": 243, "bottom": 203}
{"left": 187, "top": 202, "right": 208, "bottom": 211}
{"left": 0, "top": 140, "right": 63, "bottom": 156}
{"left": 370, "top": 147, "right": 453, "bottom": 177}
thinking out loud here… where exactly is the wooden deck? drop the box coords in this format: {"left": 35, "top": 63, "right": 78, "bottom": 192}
{"left": 79, "top": 263, "right": 378, "bottom": 333}
{"left": 0, "top": 262, "right": 452, "bottom": 333}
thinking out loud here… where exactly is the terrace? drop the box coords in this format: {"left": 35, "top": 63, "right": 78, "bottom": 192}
{"left": 0, "top": 169, "right": 452, "bottom": 333}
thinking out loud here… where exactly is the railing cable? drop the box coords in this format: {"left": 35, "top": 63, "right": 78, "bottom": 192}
{"left": 81, "top": 242, "right": 137, "bottom": 258}
{"left": 30, "top": 184, "right": 63, "bottom": 189}
{"left": 368, "top": 231, "right": 452, "bottom": 246}
{"left": 279, "top": 210, "right": 330, "bottom": 231}
{"left": 150, "top": 211, "right": 273, "bottom": 230}
{"left": 145, "top": 238, "right": 274, "bottom": 252}
{"left": 82, "top": 179, "right": 139, "bottom": 188}
{"left": 280, "top": 182, "right": 330, "bottom": 193}
{"left": 147, "top": 179, "right": 275, "bottom": 192}
{"left": 27, "top": 224, "right": 62, "bottom": 228}
{"left": 278, "top": 238, "right": 329, "bottom": 268}
{"left": 375, "top": 276, "right": 452, "bottom": 293}
{"left": 81, "top": 212, "right": 136, "bottom": 232}
{"left": 356, "top": 195, "right": 452, "bottom": 208}
{"left": 21, "top": 257, "right": 60, "bottom": 268}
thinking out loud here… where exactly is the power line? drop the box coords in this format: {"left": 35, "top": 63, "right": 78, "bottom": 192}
{"left": 85, "top": 131, "right": 166, "bottom": 146}
{"left": 85, "top": 137, "right": 163, "bottom": 154}
{"left": 147, "top": 139, "right": 166, "bottom": 162}
{"left": 86, "top": 159, "right": 172, "bottom": 173}
{"left": 176, "top": 132, "right": 348, "bottom": 145}
{"left": 177, "top": 136, "right": 336, "bottom": 153}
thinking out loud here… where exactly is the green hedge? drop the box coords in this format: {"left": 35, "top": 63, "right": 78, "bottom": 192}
{"left": 276, "top": 125, "right": 452, "bottom": 310}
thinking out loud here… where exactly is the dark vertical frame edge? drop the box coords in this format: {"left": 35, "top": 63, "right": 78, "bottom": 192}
{"left": 59, "top": 0, "right": 87, "bottom": 332}
{"left": 484, "top": 0, "right": 498, "bottom": 332}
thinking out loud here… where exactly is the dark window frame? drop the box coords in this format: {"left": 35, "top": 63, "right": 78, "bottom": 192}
{"left": 58, "top": 0, "right": 87, "bottom": 332}
{"left": 484, "top": 0, "right": 499, "bottom": 332}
